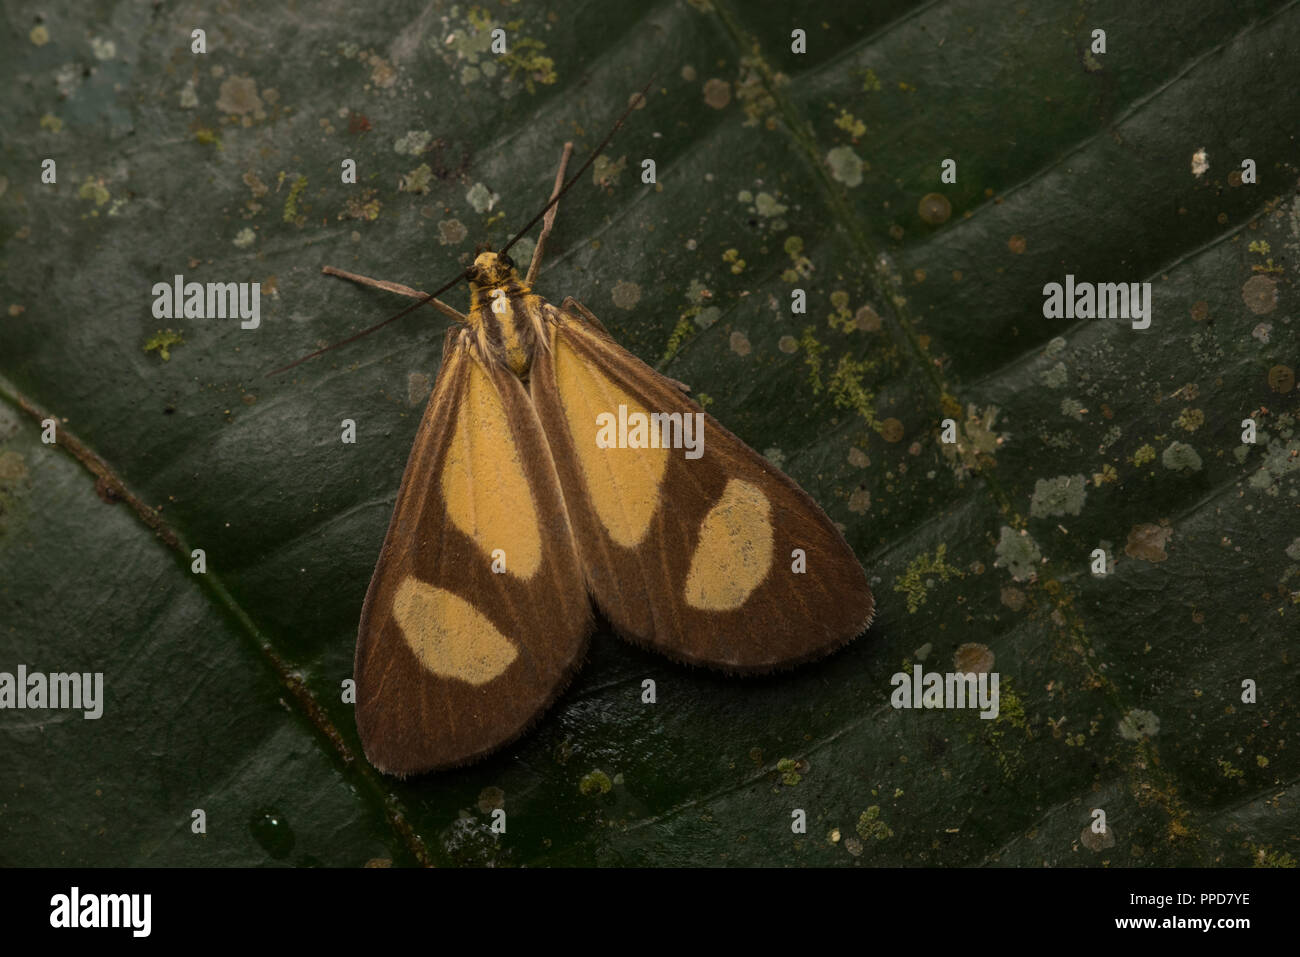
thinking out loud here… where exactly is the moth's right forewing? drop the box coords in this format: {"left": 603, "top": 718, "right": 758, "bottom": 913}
{"left": 355, "top": 329, "right": 591, "bottom": 776}
{"left": 530, "top": 302, "right": 873, "bottom": 674}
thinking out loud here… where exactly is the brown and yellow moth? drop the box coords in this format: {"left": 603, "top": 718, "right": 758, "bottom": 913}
{"left": 289, "top": 95, "right": 874, "bottom": 775}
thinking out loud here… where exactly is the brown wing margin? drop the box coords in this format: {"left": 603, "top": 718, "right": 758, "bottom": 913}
{"left": 529, "top": 299, "right": 874, "bottom": 674}
{"left": 355, "top": 328, "right": 591, "bottom": 775}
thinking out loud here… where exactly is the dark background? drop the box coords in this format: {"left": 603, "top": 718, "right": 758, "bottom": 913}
{"left": 0, "top": 0, "right": 1296, "bottom": 866}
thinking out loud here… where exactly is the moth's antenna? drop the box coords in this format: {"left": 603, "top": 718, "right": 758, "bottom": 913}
{"left": 500, "top": 74, "right": 655, "bottom": 256}
{"left": 266, "top": 271, "right": 464, "bottom": 376}
{"left": 270, "top": 73, "right": 655, "bottom": 376}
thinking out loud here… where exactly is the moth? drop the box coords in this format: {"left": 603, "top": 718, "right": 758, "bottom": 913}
{"left": 289, "top": 97, "right": 874, "bottom": 775}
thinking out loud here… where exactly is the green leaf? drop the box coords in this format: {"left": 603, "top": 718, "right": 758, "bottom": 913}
{"left": 2, "top": 0, "right": 1296, "bottom": 867}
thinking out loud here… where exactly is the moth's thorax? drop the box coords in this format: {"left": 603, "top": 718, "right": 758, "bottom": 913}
{"left": 466, "top": 252, "right": 543, "bottom": 378}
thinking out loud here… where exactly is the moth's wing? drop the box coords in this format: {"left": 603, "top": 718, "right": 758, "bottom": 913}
{"left": 355, "top": 328, "right": 591, "bottom": 775}
{"left": 530, "top": 298, "right": 874, "bottom": 673}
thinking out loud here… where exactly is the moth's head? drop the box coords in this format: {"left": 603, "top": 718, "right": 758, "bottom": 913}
{"left": 465, "top": 248, "right": 518, "bottom": 289}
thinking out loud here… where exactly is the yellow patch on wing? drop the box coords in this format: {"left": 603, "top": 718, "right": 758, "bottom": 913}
{"left": 392, "top": 576, "right": 518, "bottom": 684}
{"left": 441, "top": 357, "right": 541, "bottom": 578}
{"left": 685, "top": 479, "right": 774, "bottom": 610}
{"left": 554, "top": 334, "right": 667, "bottom": 548}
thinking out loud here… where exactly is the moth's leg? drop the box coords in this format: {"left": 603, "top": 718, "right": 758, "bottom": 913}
{"left": 558, "top": 296, "right": 611, "bottom": 336}
{"left": 526, "top": 141, "right": 574, "bottom": 285}
{"left": 321, "top": 265, "right": 467, "bottom": 324}
{"left": 665, "top": 377, "right": 692, "bottom": 394}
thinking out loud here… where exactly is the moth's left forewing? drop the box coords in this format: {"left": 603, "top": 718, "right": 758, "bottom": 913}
{"left": 530, "top": 299, "right": 874, "bottom": 673}
{"left": 355, "top": 330, "right": 591, "bottom": 775}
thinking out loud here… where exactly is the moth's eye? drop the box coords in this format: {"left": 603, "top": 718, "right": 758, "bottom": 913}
{"left": 499, "top": 253, "right": 515, "bottom": 271}
{"left": 464, "top": 266, "right": 479, "bottom": 282}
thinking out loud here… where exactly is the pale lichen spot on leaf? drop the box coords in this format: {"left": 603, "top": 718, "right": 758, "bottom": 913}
{"left": 918, "top": 193, "right": 951, "bottom": 225}
{"left": 1175, "top": 408, "right": 1204, "bottom": 432}
{"left": 407, "top": 372, "right": 432, "bottom": 407}
{"left": 893, "top": 544, "right": 964, "bottom": 613}
{"left": 1161, "top": 441, "right": 1202, "bottom": 472}
{"left": 1029, "top": 474, "right": 1087, "bottom": 518}
{"left": 702, "top": 78, "right": 731, "bottom": 109}
{"left": 510, "top": 238, "right": 535, "bottom": 271}
{"left": 1118, "top": 708, "right": 1160, "bottom": 740}
{"left": 394, "top": 130, "right": 432, "bottom": 156}
{"left": 400, "top": 164, "right": 434, "bottom": 194}
{"left": 367, "top": 53, "right": 396, "bottom": 88}
{"left": 466, "top": 182, "right": 498, "bottom": 213}
{"left": 1241, "top": 275, "right": 1278, "bottom": 315}
{"left": 1055, "top": 397, "right": 1086, "bottom": 423}
{"left": 242, "top": 170, "right": 268, "bottom": 198}
{"left": 1000, "top": 586, "right": 1026, "bottom": 611}
{"left": 144, "top": 330, "right": 184, "bottom": 361}
{"left": 0, "top": 450, "right": 30, "bottom": 483}
{"left": 735, "top": 54, "right": 785, "bottom": 128}
{"left": 282, "top": 175, "right": 308, "bottom": 224}
{"left": 340, "top": 189, "right": 380, "bottom": 222}
{"left": 1125, "top": 522, "right": 1172, "bottom": 562}
{"left": 694, "top": 307, "right": 720, "bottom": 329}
{"left": 1040, "top": 361, "right": 1068, "bottom": 388}
{"left": 856, "top": 806, "right": 893, "bottom": 841}
{"left": 216, "top": 75, "right": 263, "bottom": 116}
{"left": 995, "top": 526, "right": 1043, "bottom": 581}
{"left": 826, "top": 146, "right": 864, "bottom": 187}
{"left": 1191, "top": 147, "right": 1209, "bottom": 177}
{"left": 954, "top": 643, "right": 994, "bottom": 675}
{"left": 78, "top": 176, "right": 109, "bottom": 206}
{"left": 611, "top": 281, "right": 641, "bottom": 310}
{"left": 591, "top": 154, "right": 626, "bottom": 187}
{"left": 834, "top": 109, "right": 866, "bottom": 138}
{"left": 578, "top": 770, "right": 612, "bottom": 796}
{"left": 1081, "top": 825, "right": 1117, "bottom": 852}
{"left": 438, "top": 219, "right": 468, "bottom": 245}
{"left": 854, "top": 306, "right": 881, "bottom": 332}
